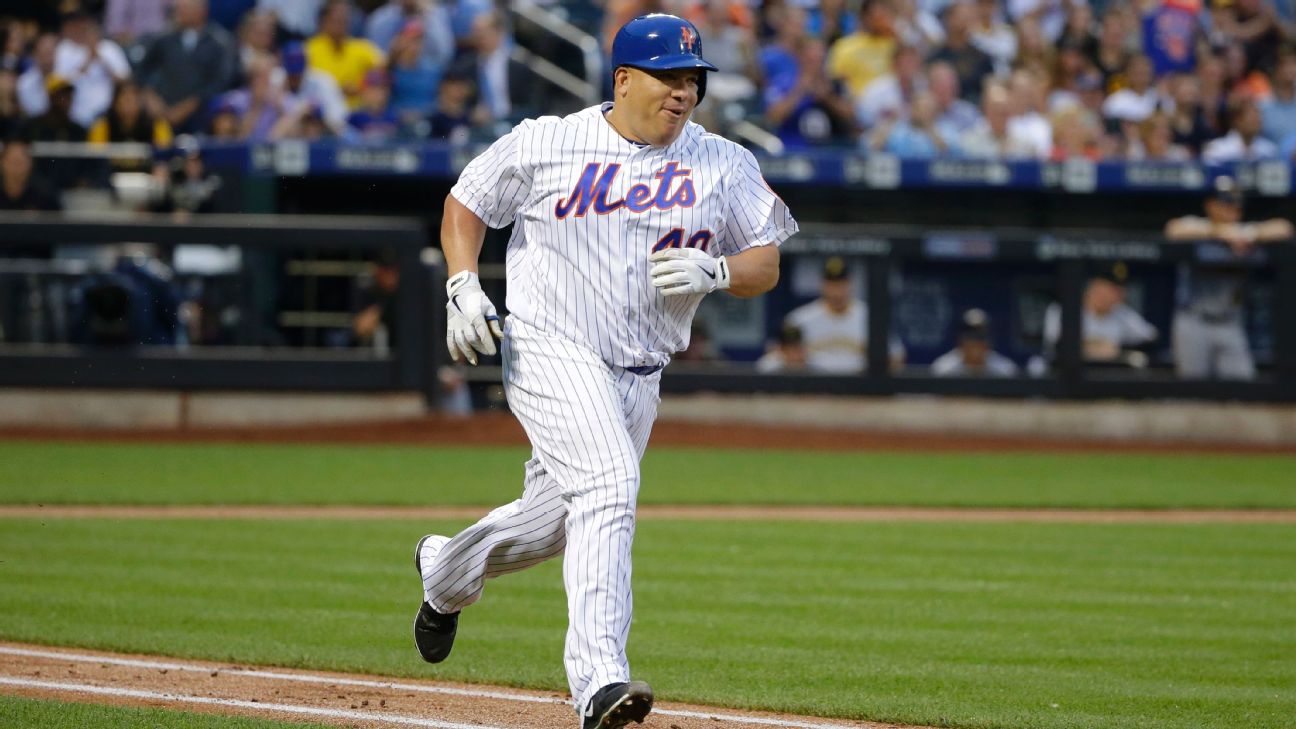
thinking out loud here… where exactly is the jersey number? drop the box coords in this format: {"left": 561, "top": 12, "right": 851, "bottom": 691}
{"left": 652, "top": 228, "right": 712, "bottom": 253}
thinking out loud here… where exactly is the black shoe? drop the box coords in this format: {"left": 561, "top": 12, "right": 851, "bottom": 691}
{"left": 582, "top": 681, "right": 653, "bottom": 729}
{"left": 413, "top": 534, "right": 458, "bottom": 663}
{"left": 413, "top": 601, "right": 459, "bottom": 663}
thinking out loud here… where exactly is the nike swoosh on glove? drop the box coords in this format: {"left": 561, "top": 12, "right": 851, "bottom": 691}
{"left": 649, "top": 248, "right": 731, "bottom": 296}
{"left": 445, "top": 270, "right": 503, "bottom": 365}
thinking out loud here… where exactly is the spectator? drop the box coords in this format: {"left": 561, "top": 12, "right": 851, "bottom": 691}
{"left": 88, "top": 80, "right": 174, "bottom": 171}
{"left": 959, "top": 82, "right": 1036, "bottom": 156}
{"left": 1007, "top": 67, "right": 1052, "bottom": 157}
{"left": 26, "top": 74, "right": 86, "bottom": 142}
{"left": 427, "top": 61, "right": 483, "bottom": 143}
{"left": 929, "top": 60, "right": 982, "bottom": 138}
{"left": 827, "top": 0, "right": 897, "bottom": 98}
{"left": 1164, "top": 174, "right": 1293, "bottom": 380}
{"left": 766, "top": 36, "right": 857, "bottom": 148}
{"left": 1011, "top": 13, "right": 1054, "bottom": 77}
{"left": 16, "top": 32, "right": 57, "bottom": 119}
{"left": 1043, "top": 261, "right": 1158, "bottom": 364}
{"left": 0, "top": 69, "right": 21, "bottom": 139}
{"left": 931, "top": 308, "right": 1019, "bottom": 376}
{"left": 137, "top": 0, "right": 239, "bottom": 133}
{"left": 257, "top": 0, "right": 324, "bottom": 41}
{"left": 755, "top": 323, "right": 809, "bottom": 373}
{"left": 54, "top": 10, "right": 132, "bottom": 129}
{"left": 0, "top": 138, "right": 60, "bottom": 212}
{"left": 1058, "top": 1, "right": 1097, "bottom": 52}
{"left": 1140, "top": 0, "right": 1205, "bottom": 78}
{"left": 930, "top": 1, "right": 996, "bottom": 105}
{"left": 1088, "top": 9, "right": 1132, "bottom": 92}
{"left": 1195, "top": 51, "right": 1228, "bottom": 132}
{"left": 784, "top": 256, "right": 905, "bottom": 373}
{"left": 1007, "top": 0, "right": 1071, "bottom": 43}
{"left": 1049, "top": 104, "right": 1104, "bottom": 159}
{"left": 271, "top": 98, "right": 335, "bottom": 140}
{"left": 1214, "top": 0, "right": 1283, "bottom": 76}
{"left": 219, "top": 56, "right": 285, "bottom": 140}
{"left": 1166, "top": 72, "right": 1215, "bottom": 153}
{"left": 0, "top": 18, "right": 30, "bottom": 72}
{"left": 1127, "top": 111, "right": 1192, "bottom": 159}
{"left": 1260, "top": 45, "right": 1296, "bottom": 143}
{"left": 364, "top": 0, "right": 454, "bottom": 71}
{"left": 273, "top": 41, "right": 349, "bottom": 136}
{"left": 348, "top": 68, "right": 399, "bottom": 139}
{"left": 1047, "top": 37, "right": 1097, "bottom": 112}
{"left": 693, "top": 0, "right": 760, "bottom": 95}
{"left": 465, "top": 10, "right": 513, "bottom": 122}
{"left": 857, "top": 44, "right": 926, "bottom": 130}
{"left": 869, "top": 90, "right": 950, "bottom": 157}
{"left": 1102, "top": 54, "right": 1162, "bottom": 122}
{"left": 892, "top": 0, "right": 946, "bottom": 56}
{"left": 387, "top": 19, "right": 441, "bottom": 124}
{"left": 305, "top": 0, "right": 386, "bottom": 108}
{"left": 207, "top": 95, "right": 242, "bottom": 139}
{"left": 970, "top": 0, "right": 1018, "bottom": 74}
{"left": 1202, "top": 96, "right": 1280, "bottom": 161}
{"left": 1221, "top": 40, "right": 1271, "bottom": 98}
{"left": 237, "top": 9, "right": 279, "bottom": 76}
{"left": 105, "top": 0, "right": 173, "bottom": 47}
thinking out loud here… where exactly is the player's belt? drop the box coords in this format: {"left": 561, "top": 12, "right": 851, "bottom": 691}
{"left": 625, "top": 364, "right": 665, "bottom": 376}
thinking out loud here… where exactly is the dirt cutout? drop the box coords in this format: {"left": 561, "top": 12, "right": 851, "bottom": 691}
{"left": 0, "top": 642, "right": 923, "bottom": 729}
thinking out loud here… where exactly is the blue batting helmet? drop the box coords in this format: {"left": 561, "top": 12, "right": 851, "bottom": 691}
{"left": 611, "top": 13, "right": 718, "bottom": 102}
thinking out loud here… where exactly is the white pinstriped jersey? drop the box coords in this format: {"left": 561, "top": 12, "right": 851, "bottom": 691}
{"left": 450, "top": 102, "right": 798, "bottom": 369}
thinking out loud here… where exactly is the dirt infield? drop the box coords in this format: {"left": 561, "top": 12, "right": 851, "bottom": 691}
{"left": 2, "top": 504, "right": 1294, "bottom": 524}
{"left": 2, "top": 412, "right": 1293, "bottom": 454}
{"left": 0, "top": 642, "right": 925, "bottom": 729}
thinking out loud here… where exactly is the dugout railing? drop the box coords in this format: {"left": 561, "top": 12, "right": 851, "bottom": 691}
{"left": 0, "top": 212, "right": 444, "bottom": 401}
{"left": 2, "top": 215, "right": 1294, "bottom": 404}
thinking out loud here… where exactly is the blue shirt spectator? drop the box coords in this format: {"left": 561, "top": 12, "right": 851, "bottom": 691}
{"left": 1141, "top": 0, "right": 1204, "bottom": 77}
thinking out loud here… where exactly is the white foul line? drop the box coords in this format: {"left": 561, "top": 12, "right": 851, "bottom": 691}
{"left": 0, "top": 646, "right": 863, "bottom": 729}
{"left": 0, "top": 676, "right": 511, "bottom": 729}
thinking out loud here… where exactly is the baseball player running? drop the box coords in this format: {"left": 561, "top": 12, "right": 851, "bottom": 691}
{"left": 411, "top": 13, "right": 797, "bottom": 729}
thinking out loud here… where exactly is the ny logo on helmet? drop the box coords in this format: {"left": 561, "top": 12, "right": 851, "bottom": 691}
{"left": 680, "top": 26, "right": 697, "bottom": 54}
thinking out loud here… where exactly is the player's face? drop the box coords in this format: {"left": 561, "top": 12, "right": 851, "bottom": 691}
{"left": 615, "top": 67, "right": 700, "bottom": 146}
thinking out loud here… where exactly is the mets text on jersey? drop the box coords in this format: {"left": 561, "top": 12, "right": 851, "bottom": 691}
{"left": 554, "top": 161, "right": 696, "bottom": 218}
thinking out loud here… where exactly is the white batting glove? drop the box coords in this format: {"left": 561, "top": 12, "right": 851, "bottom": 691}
{"left": 649, "top": 248, "right": 731, "bottom": 296}
{"left": 445, "top": 270, "right": 503, "bottom": 365}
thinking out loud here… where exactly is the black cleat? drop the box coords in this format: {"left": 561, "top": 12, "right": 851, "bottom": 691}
{"left": 582, "top": 681, "right": 653, "bottom": 729}
{"left": 413, "top": 535, "right": 458, "bottom": 663}
{"left": 413, "top": 600, "right": 459, "bottom": 663}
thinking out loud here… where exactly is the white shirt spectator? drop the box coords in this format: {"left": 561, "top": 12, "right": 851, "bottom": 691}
{"left": 856, "top": 73, "right": 926, "bottom": 129}
{"left": 55, "top": 37, "right": 132, "bottom": 128}
{"left": 931, "top": 348, "right": 1019, "bottom": 376}
{"left": 1102, "top": 87, "right": 1160, "bottom": 122}
{"left": 271, "top": 66, "right": 350, "bottom": 134}
{"left": 972, "top": 22, "right": 1018, "bottom": 74}
{"left": 958, "top": 119, "right": 1039, "bottom": 158}
{"left": 1007, "top": 112, "right": 1052, "bottom": 157}
{"left": 1201, "top": 131, "right": 1281, "bottom": 163}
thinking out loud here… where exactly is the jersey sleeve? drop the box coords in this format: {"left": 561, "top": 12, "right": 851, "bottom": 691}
{"left": 717, "top": 147, "right": 798, "bottom": 256}
{"left": 449, "top": 124, "right": 533, "bottom": 229}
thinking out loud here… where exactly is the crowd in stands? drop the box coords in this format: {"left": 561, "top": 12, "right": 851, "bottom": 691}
{"left": 0, "top": 0, "right": 509, "bottom": 157}
{"left": 0, "top": 0, "right": 1294, "bottom": 174}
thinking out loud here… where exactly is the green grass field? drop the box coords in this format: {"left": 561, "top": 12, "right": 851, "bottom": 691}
{"left": 2, "top": 441, "right": 1295, "bottom": 508}
{"left": 0, "top": 695, "right": 337, "bottom": 729}
{"left": 1, "top": 440, "right": 1293, "bottom": 729}
{"left": 1, "top": 517, "right": 1293, "bottom": 729}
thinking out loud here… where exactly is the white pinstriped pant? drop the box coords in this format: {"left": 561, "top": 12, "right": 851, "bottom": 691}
{"left": 421, "top": 317, "right": 661, "bottom": 716}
